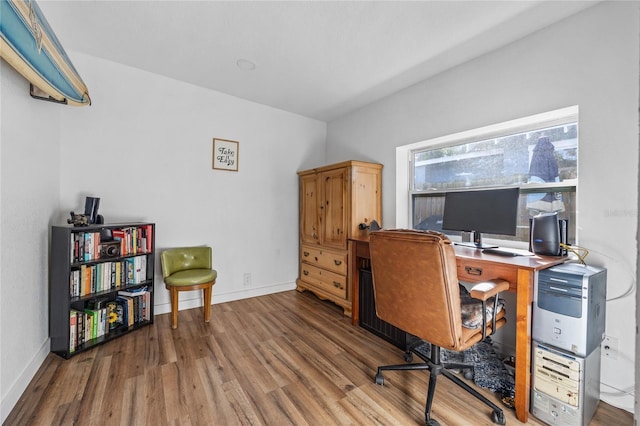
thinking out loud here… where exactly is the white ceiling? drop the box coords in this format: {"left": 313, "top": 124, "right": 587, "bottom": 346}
{"left": 38, "top": 0, "right": 598, "bottom": 122}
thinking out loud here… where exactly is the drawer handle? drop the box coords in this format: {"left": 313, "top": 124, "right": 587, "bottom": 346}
{"left": 333, "top": 281, "right": 341, "bottom": 288}
{"left": 303, "top": 251, "right": 310, "bottom": 257}
{"left": 303, "top": 270, "right": 309, "bottom": 276}
{"left": 465, "top": 266, "right": 483, "bottom": 276}
{"left": 334, "top": 260, "right": 342, "bottom": 266}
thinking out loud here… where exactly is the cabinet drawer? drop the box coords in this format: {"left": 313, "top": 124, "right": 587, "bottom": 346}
{"left": 300, "top": 264, "right": 347, "bottom": 299}
{"left": 456, "top": 261, "right": 517, "bottom": 290}
{"left": 300, "top": 245, "right": 347, "bottom": 275}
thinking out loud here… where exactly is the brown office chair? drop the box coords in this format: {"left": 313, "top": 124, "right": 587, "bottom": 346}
{"left": 161, "top": 246, "right": 217, "bottom": 329}
{"left": 369, "top": 229, "right": 509, "bottom": 426}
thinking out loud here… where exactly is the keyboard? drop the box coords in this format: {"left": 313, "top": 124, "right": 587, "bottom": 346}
{"left": 482, "top": 247, "right": 535, "bottom": 257}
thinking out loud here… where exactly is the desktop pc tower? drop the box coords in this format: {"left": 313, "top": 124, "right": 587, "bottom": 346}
{"left": 530, "top": 263, "right": 607, "bottom": 426}
{"left": 531, "top": 341, "right": 601, "bottom": 426}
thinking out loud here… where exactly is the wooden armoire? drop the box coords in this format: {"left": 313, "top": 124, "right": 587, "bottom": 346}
{"left": 296, "top": 160, "right": 382, "bottom": 316}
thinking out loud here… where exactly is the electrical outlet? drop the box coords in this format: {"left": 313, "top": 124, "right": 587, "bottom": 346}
{"left": 243, "top": 273, "right": 252, "bottom": 287}
{"left": 603, "top": 335, "right": 618, "bottom": 359}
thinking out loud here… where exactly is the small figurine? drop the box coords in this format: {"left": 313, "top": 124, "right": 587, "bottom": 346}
{"left": 67, "top": 211, "right": 90, "bottom": 227}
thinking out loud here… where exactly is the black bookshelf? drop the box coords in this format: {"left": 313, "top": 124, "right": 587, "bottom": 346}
{"left": 49, "top": 222, "right": 155, "bottom": 359}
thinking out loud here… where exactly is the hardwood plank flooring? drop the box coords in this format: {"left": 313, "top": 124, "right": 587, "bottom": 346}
{"left": 5, "top": 290, "right": 633, "bottom": 425}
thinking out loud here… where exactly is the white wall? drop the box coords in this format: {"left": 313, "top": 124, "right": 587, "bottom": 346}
{"left": 1, "top": 52, "right": 326, "bottom": 421}
{"left": 57, "top": 53, "right": 326, "bottom": 314}
{"left": 326, "top": 1, "right": 638, "bottom": 412}
{"left": 0, "top": 62, "right": 62, "bottom": 421}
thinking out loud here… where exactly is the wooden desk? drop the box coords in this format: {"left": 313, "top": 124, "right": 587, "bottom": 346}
{"left": 348, "top": 236, "right": 565, "bottom": 423}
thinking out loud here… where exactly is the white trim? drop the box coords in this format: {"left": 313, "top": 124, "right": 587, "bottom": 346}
{"left": 402, "top": 106, "right": 578, "bottom": 153}
{"left": 395, "top": 105, "right": 579, "bottom": 229}
{"left": 396, "top": 145, "right": 411, "bottom": 228}
{"left": 153, "top": 282, "right": 297, "bottom": 315}
{"left": 1, "top": 339, "right": 50, "bottom": 424}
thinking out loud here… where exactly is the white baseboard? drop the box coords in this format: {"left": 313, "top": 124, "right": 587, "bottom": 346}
{"left": 1, "top": 338, "right": 50, "bottom": 424}
{"left": 599, "top": 382, "right": 635, "bottom": 413}
{"left": 153, "top": 281, "right": 297, "bottom": 316}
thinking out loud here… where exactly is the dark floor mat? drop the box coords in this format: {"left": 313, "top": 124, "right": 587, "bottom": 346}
{"left": 413, "top": 340, "right": 515, "bottom": 399}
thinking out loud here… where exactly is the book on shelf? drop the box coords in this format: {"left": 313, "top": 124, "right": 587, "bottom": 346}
{"left": 80, "top": 231, "right": 101, "bottom": 262}
{"left": 138, "top": 224, "right": 153, "bottom": 253}
{"left": 116, "top": 288, "right": 150, "bottom": 325}
{"left": 84, "top": 309, "right": 97, "bottom": 341}
{"left": 111, "top": 229, "right": 126, "bottom": 256}
{"left": 69, "top": 311, "right": 77, "bottom": 353}
{"left": 116, "top": 296, "right": 134, "bottom": 327}
{"left": 126, "top": 296, "right": 134, "bottom": 326}
{"left": 83, "top": 311, "right": 91, "bottom": 343}
{"left": 122, "top": 256, "right": 147, "bottom": 285}
{"left": 113, "top": 298, "right": 126, "bottom": 329}
{"left": 69, "top": 309, "right": 90, "bottom": 352}
{"left": 110, "top": 262, "right": 116, "bottom": 289}
{"left": 90, "top": 265, "right": 96, "bottom": 294}
{"left": 125, "top": 258, "right": 134, "bottom": 284}
{"left": 84, "top": 307, "right": 110, "bottom": 340}
{"left": 110, "top": 225, "right": 153, "bottom": 257}
{"left": 82, "top": 265, "right": 91, "bottom": 296}
{"left": 115, "top": 262, "right": 122, "bottom": 288}
{"left": 77, "top": 310, "right": 85, "bottom": 347}
{"left": 70, "top": 269, "right": 80, "bottom": 298}
{"left": 117, "top": 286, "right": 147, "bottom": 297}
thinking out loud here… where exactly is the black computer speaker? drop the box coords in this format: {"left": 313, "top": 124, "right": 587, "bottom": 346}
{"left": 530, "top": 212, "right": 561, "bottom": 256}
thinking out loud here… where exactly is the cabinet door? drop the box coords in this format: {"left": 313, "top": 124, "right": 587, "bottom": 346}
{"left": 350, "top": 166, "right": 382, "bottom": 238}
{"left": 300, "top": 173, "right": 320, "bottom": 245}
{"left": 321, "top": 168, "right": 348, "bottom": 250}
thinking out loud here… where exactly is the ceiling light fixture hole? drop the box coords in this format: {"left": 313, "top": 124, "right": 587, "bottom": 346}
{"left": 236, "top": 59, "right": 256, "bottom": 71}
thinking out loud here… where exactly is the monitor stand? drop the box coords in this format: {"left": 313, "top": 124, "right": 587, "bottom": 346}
{"left": 454, "top": 231, "right": 498, "bottom": 250}
{"left": 454, "top": 241, "right": 499, "bottom": 249}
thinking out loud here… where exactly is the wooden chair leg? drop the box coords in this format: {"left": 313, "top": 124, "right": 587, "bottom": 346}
{"left": 170, "top": 286, "right": 179, "bottom": 329}
{"left": 203, "top": 283, "right": 212, "bottom": 323}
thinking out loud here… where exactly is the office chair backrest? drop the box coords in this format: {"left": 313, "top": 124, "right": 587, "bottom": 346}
{"left": 369, "top": 229, "right": 463, "bottom": 350}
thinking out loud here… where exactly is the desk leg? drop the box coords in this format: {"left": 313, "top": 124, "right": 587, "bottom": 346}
{"left": 514, "top": 268, "right": 533, "bottom": 423}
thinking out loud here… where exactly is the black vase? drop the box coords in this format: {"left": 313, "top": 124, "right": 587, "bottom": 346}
{"left": 84, "top": 197, "right": 100, "bottom": 224}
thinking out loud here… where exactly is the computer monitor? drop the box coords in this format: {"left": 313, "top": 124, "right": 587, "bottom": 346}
{"left": 442, "top": 188, "right": 520, "bottom": 249}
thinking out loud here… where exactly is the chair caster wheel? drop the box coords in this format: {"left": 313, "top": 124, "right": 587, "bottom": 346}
{"left": 426, "top": 419, "right": 440, "bottom": 426}
{"left": 374, "top": 373, "right": 385, "bottom": 385}
{"left": 403, "top": 351, "right": 413, "bottom": 362}
{"left": 463, "top": 370, "right": 473, "bottom": 380}
{"left": 492, "top": 410, "right": 506, "bottom": 425}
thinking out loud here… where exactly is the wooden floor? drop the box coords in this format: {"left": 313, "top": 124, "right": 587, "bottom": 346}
{"left": 5, "top": 290, "right": 633, "bottom": 426}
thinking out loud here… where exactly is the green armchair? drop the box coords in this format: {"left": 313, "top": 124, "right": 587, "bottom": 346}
{"left": 160, "top": 246, "right": 217, "bottom": 329}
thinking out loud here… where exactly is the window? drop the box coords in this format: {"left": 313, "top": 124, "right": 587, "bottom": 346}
{"left": 398, "top": 106, "right": 578, "bottom": 247}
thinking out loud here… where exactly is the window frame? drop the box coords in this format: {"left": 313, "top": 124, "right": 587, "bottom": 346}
{"left": 395, "top": 106, "right": 579, "bottom": 248}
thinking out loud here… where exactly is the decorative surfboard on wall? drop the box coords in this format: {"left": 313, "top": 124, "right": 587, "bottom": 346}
{"left": 0, "top": 0, "right": 90, "bottom": 105}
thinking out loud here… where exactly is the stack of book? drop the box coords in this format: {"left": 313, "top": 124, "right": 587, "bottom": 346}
{"left": 68, "top": 288, "right": 151, "bottom": 353}
{"left": 69, "top": 255, "right": 147, "bottom": 297}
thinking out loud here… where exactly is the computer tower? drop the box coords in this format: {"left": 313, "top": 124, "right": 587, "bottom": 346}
{"left": 531, "top": 342, "right": 601, "bottom": 426}
{"left": 532, "top": 263, "right": 606, "bottom": 356}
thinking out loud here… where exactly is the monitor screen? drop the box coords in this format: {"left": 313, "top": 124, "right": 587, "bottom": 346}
{"left": 442, "top": 188, "right": 520, "bottom": 247}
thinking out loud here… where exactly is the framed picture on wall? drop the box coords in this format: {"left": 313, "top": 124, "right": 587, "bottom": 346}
{"left": 212, "top": 138, "right": 239, "bottom": 171}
